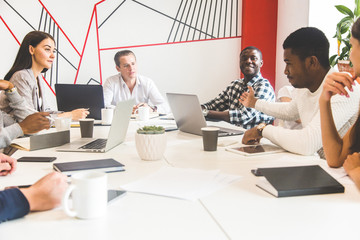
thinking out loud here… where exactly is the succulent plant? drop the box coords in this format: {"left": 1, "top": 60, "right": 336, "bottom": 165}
{"left": 137, "top": 125, "right": 165, "bottom": 134}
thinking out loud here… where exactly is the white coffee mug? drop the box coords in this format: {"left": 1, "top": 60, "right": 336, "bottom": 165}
{"left": 54, "top": 117, "right": 71, "bottom": 131}
{"left": 136, "top": 106, "right": 150, "bottom": 121}
{"left": 101, "top": 108, "right": 114, "bottom": 125}
{"left": 62, "top": 171, "right": 108, "bottom": 219}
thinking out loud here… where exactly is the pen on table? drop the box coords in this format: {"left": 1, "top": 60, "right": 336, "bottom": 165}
{"left": 137, "top": 103, "right": 145, "bottom": 108}
{"left": 45, "top": 116, "right": 54, "bottom": 122}
{"left": 7, "top": 180, "right": 72, "bottom": 189}
{"left": 160, "top": 117, "right": 175, "bottom": 120}
{"left": 46, "top": 116, "right": 55, "bottom": 126}
{"left": 4, "top": 184, "right": 31, "bottom": 190}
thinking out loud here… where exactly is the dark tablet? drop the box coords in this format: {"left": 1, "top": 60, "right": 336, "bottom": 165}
{"left": 17, "top": 156, "right": 57, "bottom": 162}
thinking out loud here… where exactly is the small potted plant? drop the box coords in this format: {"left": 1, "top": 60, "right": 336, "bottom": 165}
{"left": 135, "top": 126, "right": 166, "bottom": 161}
{"left": 329, "top": 0, "right": 360, "bottom": 75}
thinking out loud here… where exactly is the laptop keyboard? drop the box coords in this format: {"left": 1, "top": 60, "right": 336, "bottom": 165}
{"left": 79, "top": 138, "right": 107, "bottom": 149}
{"left": 210, "top": 127, "right": 244, "bottom": 137}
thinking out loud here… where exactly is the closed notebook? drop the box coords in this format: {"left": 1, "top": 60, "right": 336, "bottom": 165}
{"left": 53, "top": 158, "right": 124, "bottom": 176}
{"left": 255, "top": 165, "right": 344, "bottom": 197}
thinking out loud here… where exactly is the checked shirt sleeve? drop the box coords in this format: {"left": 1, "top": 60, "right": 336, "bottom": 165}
{"left": 229, "top": 79, "right": 275, "bottom": 129}
{"left": 202, "top": 83, "right": 234, "bottom": 111}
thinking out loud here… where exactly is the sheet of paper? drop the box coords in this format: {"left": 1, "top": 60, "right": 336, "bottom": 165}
{"left": 121, "top": 167, "right": 242, "bottom": 200}
{"left": 137, "top": 119, "right": 177, "bottom": 128}
{"left": 131, "top": 112, "right": 159, "bottom": 119}
{"left": 194, "top": 173, "right": 242, "bottom": 198}
{"left": 322, "top": 165, "right": 348, "bottom": 179}
{"left": 10, "top": 137, "right": 30, "bottom": 150}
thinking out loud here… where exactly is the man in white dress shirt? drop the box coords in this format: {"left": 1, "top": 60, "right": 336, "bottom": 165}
{"left": 103, "top": 50, "right": 169, "bottom": 114}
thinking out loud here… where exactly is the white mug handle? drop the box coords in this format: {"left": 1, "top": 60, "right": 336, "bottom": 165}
{"left": 62, "top": 184, "right": 77, "bottom": 217}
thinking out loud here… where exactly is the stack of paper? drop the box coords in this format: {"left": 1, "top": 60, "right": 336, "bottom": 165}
{"left": 121, "top": 167, "right": 241, "bottom": 201}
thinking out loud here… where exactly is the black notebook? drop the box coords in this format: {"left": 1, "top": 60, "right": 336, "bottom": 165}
{"left": 53, "top": 158, "right": 125, "bottom": 176}
{"left": 255, "top": 165, "right": 345, "bottom": 197}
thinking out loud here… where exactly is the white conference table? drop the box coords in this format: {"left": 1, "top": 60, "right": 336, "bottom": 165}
{"left": 0, "top": 120, "right": 359, "bottom": 240}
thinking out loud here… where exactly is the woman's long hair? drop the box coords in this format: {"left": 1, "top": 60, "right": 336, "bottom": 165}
{"left": 350, "top": 18, "right": 360, "bottom": 153}
{"left": 4, "top": 31, "right": 55, "bottom": 80}
{"left": 350, "top": 115, "right": 360, "bottom": 153}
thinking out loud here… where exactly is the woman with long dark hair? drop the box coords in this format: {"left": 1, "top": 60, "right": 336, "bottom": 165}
{"left": 320, "top": 17, "right": 360, "bottom": 189}
{"left": 0, "top": 31, "right": 88, "bottom": 120}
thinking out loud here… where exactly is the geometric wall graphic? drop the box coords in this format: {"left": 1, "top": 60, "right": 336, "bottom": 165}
{"left": 99, "top": 0, "right": 240, "bottom": 45}
{"left": 0, "top": 0, "right": 241, "bottom": 103}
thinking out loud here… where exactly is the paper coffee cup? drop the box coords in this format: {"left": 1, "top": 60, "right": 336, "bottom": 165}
{"left": 201, "top": 127, "right": 219, "bottom": 151}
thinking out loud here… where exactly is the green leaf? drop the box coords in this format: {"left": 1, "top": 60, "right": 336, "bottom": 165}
{"left": 344, "top": 40, "right": 352, "bottom": 49}
{"left": 331, "top": 3, "right": 357, "bottom": 67}
{"left": 343, "top": 45, "right": 351, "bottom": 53}
{"left": 338, "top": 18, "right": 352, "bottom": 34}
{"left": 340, "top": 23, "right": 351, "bottom": 34}
{"left": 338, "top": 16, "right": 353, "bottom": 25}
{"left": 339, "top": 52, "right": 346, "bottom": 59}
{"left": 336, "top": 23, "right": 343, "bottom": 40}
{"left": 355, "top": 0, "right": 360, "bottom": 16}
{"left": 335, "top": 5, "right": 354, "bottom": 18}
{"left": 346, "top": 31, "right": 352, "bottom": 39}
{"left": 329, "top": 54, "right": 338, "bottom": 67}
{"left": 137, "top": 125, "right": 165, "bottom": 134}
{"left": 339, "top": 46, "right": 350, "bottom": 60}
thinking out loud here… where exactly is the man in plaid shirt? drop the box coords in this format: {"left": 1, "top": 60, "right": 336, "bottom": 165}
{"left": 201, "top": 46, "right": 275, "bottom": 129}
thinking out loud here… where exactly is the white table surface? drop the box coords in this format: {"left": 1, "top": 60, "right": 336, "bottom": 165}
{"left": 0, "top": 119, "right": 359, "bottom": 240}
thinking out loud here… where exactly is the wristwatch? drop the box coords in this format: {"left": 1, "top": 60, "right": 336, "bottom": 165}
{"left": 256, "top": 123, "right": 267, "bottom": 136}
{"left": 5, "top": 87, "right": 17, "bottom": 93}
{"left": 202, "top": 108, "right": 209, "bottom": 117}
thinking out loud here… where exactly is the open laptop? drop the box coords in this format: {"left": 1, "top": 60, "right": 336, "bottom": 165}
{"left": 166, "top": 93, "right": 244, "bottom": 137}
{"left": 55, "top": 84, "right": 104, "bottom": 120}
{"left": 56, "top": 99, "right": 134, "bottom": 153}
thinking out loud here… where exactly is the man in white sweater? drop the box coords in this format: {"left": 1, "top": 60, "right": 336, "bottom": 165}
{"left": 239, "top": 27, "right": 360, "bottom": 156}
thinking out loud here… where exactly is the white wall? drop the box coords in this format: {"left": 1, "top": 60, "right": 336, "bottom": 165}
{"left": 276, "top": 0, "right": 353, "bottom": 94}
{"left": 275, "top": 0, "right": 309, "bottom": 94}
{"left": 0, "top": 0, "right": 242, "bottom": 110}
{"left": 1, "top": 0, "right": 354, "bottom": 109}
{"left": 308, "top": 0, "right": 353, "bottom": 62}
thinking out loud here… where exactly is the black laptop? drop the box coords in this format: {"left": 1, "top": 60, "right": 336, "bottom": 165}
{"left": 55, "top": 84, "right": 104, "bottom": 120}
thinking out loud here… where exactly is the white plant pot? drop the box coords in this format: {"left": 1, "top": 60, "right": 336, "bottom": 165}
{"left": 135, "top": 133, "right": 166, "bottom": 161}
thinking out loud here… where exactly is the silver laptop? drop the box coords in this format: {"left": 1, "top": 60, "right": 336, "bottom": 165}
{"left": 56, "top": 99, "right": 134, "bottom": 152}
{"left": 166, "top": 93, "right": 244, "bottom": 137}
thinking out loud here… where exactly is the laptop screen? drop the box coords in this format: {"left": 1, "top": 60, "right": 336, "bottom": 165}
{"left": 55, "top": 84, "right": 104, "bottom": 120}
